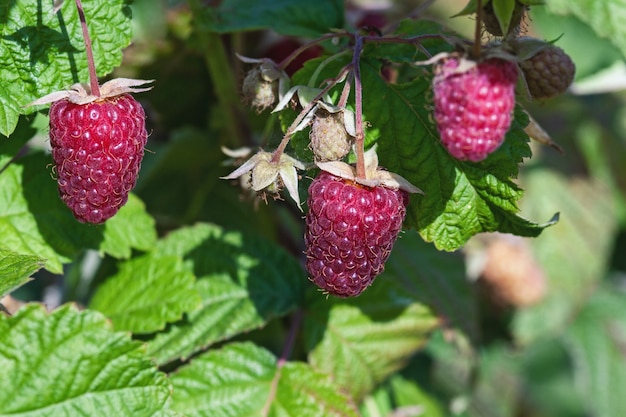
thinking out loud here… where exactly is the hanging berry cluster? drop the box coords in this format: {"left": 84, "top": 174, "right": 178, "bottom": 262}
{"left": 223, "top": 0, "right": 575, "bottom": 298}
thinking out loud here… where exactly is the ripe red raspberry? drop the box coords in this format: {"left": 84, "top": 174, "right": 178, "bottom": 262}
{"left": 49, "top": 94, "right": 147, "bottom": 224}
{"left": 433, "top": 57, "right": 518, "bottom": 162}
{"left": 519, "top": 45, "right": 575, "bottom": 99}
{"left": 304, "top": 171, "right": 408, "bottom": 297}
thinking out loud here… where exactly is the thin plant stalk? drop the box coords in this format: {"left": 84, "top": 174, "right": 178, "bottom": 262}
{"left": 74, "top": 0, "right": 100, "bottom": 96}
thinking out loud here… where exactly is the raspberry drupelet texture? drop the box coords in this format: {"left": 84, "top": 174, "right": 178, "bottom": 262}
{"left": 49, "top": 94, "right": 147, "bottom": 224}
{"left": 433, "top": 57, "right": 518, "bottom": 162}
{"left": 519, "top": 45, "right": 575, "bottom": 99}
{"left": 304, "top": 171, "right": 408, "bottom": 297}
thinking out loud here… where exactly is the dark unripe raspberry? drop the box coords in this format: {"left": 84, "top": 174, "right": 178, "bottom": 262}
{"left": 433, "top": 57, "right": 518, "bottom": 162}
{"left": 482, "top": 1, "right": 526, "bottom": 37}
{"left": 310, "top": 109, "right": 352, "bottom": 162}
{"left": 519, "top": 45, "right": 575, "bottom": 99}
{"left": 49, "top": 94, "right": 147, "bottom": 224}
{"left": 304, "top": 171, "right": 408, "bottom": 297}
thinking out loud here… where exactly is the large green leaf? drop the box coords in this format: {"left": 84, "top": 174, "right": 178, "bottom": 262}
{"left": 170, "top": 342, "right": 359, "bottom": 417}
{"left": 0, "top": 247, "right": 43, "bottom": 298}
{"left": 304, "top": 276, "right": 439, "bottom": 401}
{"left": 0, "top": 151, "right": 157, "bottom": 274}
{"left": 194, "top": 0, "right": 345, "bottom": 38}
{"left": 90, "top": 253, "right": 200, "bottom": 334}
{"left": 146, "top": 223, "right": 306, "bottom": 365}
{"left": 0, "top": 0, "right": 133, "bottom": 136}
{"left": 563, "top": 288, "right": 626, "bottom": 417}
{"left": 0, "top": 304, "right": 173, "bottom": 417}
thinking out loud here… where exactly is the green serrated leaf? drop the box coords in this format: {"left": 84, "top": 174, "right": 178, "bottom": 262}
{"left": 563, "top": 288, "right": 626, "bottom": 417}
{"left": 0, "top": 304, "right": 172, "bottom": 417}
{"left": 304, "top": 277, "right": 439, "bottom": 401}
{"left": 0, "top": 247, "right": 43, "bottom": 298}
{"left": 171, "top": 342, "right": 360, "bottom": 417}
{"left": 101, "top": 193, "right": 158, "bottom": 256}
{"left": 0, "top": 151, "right": 157, "bottom": 274}
{"left": 90, "top": 253, "right": 200, "bottom": 334}
{"left": 0, "top": 0, "right": 132, "bottom": 136}
{"left": 145, "top": 223, "right": 306, "bottom": 365}
{"left": 194, "top": 0, "right": 345, "bottom": 38}
{"left": 545, "top": 0, "right": 626, "bottom": 60}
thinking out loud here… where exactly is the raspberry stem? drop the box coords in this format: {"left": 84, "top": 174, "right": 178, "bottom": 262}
{"left": 260, "top": 309, "right": 303, "bottom": 416}
{"left": 337, "top": 72, "right": 352, "bottom": 108}
{"left": 271, "top": 65, "right": 352, "bottom": 163}
{"left": 472, "top": 0, "right": 483, "bottom": 59}
{"left": 74, "top": 0, "right": 100, "bottom": 97}
{"left": 353, "top": 36, "right": 366, "bottom": 180}
{"left": 277, "top": 32, "right": 350, "bottom": 72}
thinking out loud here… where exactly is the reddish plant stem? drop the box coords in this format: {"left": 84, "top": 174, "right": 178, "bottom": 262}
{"left": 352, "top": 35, "right": 366, "bottom": 179}
{"left": 74, "top": 0, "right": 100, "bottom": 96}
{"left": 337, "top": 72, "right": 353, "bottom": 108}
{"left": 278, "top": 308, "right": 302, "bottom": 366}
{"left": 260, "top": 309, "right": 303, "bottom": 416}
{"left": 362, "top": 34, "right": 445, "bottom": 59}
{"left": 360, "top": 33, "right": 444, "bottom": 45}
{"left": 277, "top": 32, "right": 351, "bottom": 71}
{"left": 271, "top": 64, "right": 353, "bottom": 163}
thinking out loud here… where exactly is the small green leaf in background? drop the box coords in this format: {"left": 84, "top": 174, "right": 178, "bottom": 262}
{"left": 0, "top": 304, "right": 173, "bottom": 417}
{"left": 90, "top": 253, "right": 200, "bottom": 334}
{"left": 146, "top": 223, "right": 306, "bottom": 365}
{"left": 0, "top": 247, "right": 43, "bottom": 298}
{"left": 170, "top": 342, "right": 360, "bottom": 417}
{"left": 564, "top": 288, "right": 626, "bottom": 417}
{"left": 304, "top": 275, "right": 440, "bottom": 401}
{"left": 522, "top": 338, "right": 586, "bottom": 417}
{"left": 468, "top": 346, "right": 522, "bottom": 417}
{"left": 195, "top": 0, "right": 345, "bottom": 38}
{"left": 0, "top": 0, "right": 133, "bottom": 136}
{"left": 361, "top": 373, "right": 446, "bottom": 417}
{"left": 0, "top": 151, "right": 157, "bottom": 274}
